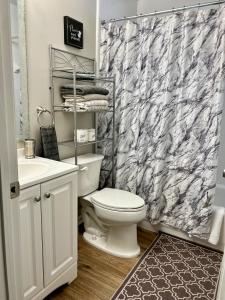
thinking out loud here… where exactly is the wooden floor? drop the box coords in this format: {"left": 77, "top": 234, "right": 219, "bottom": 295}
{"left": 46, "top": 228, "right": 157, "bottom": 300}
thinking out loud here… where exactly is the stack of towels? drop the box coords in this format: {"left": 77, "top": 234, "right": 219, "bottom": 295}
{"left": 60, "top": 84, "right": 109, "bottom": 112}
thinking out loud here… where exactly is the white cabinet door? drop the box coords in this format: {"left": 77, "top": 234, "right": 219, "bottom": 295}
{"left": 41, "top": 173, "right": 77, "bottom": 286}
{"left": 19, "top": 185, "right": 43, "bottom": 300}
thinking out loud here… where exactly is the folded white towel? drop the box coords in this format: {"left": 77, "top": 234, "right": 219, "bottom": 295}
{"left": 62, "top": 102, "right": 74, "bottom": 107}
{"left": 63, "top": 100, "right": 108, "bottom": 107}
{"left": 62, "top": 98, "right": 109, "bottom": 112}
{"left": 62, "top": 94, "right": 109, "bottom": 102}
{"left": 76, "top": 100, "right": 108, "bottom": 107}
{"left": 63, "top": 105, "right": 108, "bottom": 112}
{"left": 208, "top": 205, "right": 225, "bottom": 245}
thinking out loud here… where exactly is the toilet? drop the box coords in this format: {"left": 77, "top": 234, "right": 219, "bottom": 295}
{"left": 63, "top": 153, "right": 146, "bottom": 258}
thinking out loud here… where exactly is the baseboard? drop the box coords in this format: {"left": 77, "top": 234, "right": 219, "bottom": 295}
{"left": 139, "top": 221, "right": 225, "bottom": 252}
{"left": 32, "top": 263, "right": 77, "bottom": 300}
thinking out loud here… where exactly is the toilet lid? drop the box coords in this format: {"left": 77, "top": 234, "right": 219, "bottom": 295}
{"left": 91, "top": 188, "right": 145, "bottom": 211}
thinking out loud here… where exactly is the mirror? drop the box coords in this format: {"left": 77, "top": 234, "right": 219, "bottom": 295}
{"left": 10, "top": 0, "right": 29, "bottom": 139}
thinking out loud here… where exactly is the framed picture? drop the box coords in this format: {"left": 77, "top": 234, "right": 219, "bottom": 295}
{"left": 64, "top": 16, "right": 83, "bottom": 49}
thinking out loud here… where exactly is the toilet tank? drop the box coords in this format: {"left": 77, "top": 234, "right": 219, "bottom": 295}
{"left": 63, "top": 153, "right": 104, "bottom": 197}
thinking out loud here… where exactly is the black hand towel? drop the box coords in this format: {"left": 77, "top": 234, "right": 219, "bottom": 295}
{"left": 40, "top": 127, "right": 60, "bottom": 161}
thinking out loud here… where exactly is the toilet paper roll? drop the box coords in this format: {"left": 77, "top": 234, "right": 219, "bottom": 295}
{"left": 88, "top": 129, "right": 96, "bottom": 142}
{"left": 77, "top": 129, "right": 88, "bottom": 143}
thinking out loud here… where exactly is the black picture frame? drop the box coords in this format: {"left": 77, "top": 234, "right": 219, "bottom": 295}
{"left": 64, "top": 16, "right": 83, "bottom": 49}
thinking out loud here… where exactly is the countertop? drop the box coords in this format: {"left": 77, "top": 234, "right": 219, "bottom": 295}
{"left": 18, "top": 151, "right": 78, "bottom": 189}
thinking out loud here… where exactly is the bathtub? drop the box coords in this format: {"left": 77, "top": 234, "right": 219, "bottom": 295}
{"left": 143, "top": 111, "right": 225, "bottom": 252}
{"left": 140, "top": 191, "right": 225, "bottom": 252}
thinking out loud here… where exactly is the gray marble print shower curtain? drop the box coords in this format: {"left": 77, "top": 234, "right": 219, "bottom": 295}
{"left": 99, "top": 6, "right": 225, "bottom": 237}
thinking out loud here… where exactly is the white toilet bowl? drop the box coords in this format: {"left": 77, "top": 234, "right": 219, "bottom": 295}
{"left": 84, "top": 188, "right": 146, "bottom": 258}
{"left": 86, "top": 188, "right": 146, "bottom": 258}
{"left": 63, "top": 153, "right": 146, "bottom": 258}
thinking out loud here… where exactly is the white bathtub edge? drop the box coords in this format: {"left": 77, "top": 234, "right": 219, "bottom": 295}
{"left": 139, "top": 218, "right": 225, "bottom": 252}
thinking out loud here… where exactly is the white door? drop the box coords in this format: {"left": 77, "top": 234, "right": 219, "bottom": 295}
{"left": 18, "top": 185, "right": 43, "bottom": 300}
{"left": 0, "top": 0, "right": 22, "bottom": 299}
{"left": 41, "top": 173, "right": 77, "bottom": 286}
{"left": 0, "top": 214, "right": 7, "bottom": 300}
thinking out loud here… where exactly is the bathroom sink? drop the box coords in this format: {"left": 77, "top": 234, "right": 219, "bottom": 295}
{"left": 18, "top": 161, "right": 49, "bottom": 181}
{"left": 17, "top": 151, "right": 79, "bottom": 189}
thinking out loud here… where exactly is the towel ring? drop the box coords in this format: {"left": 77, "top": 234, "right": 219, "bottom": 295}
{"left": 37, "top": 106, "right": 54, "bottom": 127}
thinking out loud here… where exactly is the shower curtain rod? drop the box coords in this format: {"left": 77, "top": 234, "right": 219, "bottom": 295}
{"left": 102, "top": 0, "right": 225, "bottom": 23}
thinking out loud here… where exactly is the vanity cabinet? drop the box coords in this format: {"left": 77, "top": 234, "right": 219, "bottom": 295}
{"left": 17, "top": 172, "right": 77, "bottom": 300}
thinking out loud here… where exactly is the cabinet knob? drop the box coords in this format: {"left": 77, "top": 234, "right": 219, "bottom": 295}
{"left": 34, "top": 196, "right": 41, "bottom": 202}
{"left": 45, "top": 193, "right": 51, "bottom": 198}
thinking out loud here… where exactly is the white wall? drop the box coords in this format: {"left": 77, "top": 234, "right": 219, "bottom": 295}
{"left": 137, "top": 0, "right": 220, "bottom": 13}
{"left": 26, "top": 0, "right": 97, "bottom": 156}
{"left": 100, "top": 0, "right": 137, "bottom": 21}
{"left": 25, "top": 0, "right": 138, "bottom": 155}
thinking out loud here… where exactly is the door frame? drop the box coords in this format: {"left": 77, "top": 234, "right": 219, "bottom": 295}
{"left": 0, "top": 0, "right": 22, "bottom": 299}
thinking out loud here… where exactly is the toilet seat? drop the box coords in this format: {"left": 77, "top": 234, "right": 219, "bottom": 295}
{"left": 91, "top": 188, "right": 145, "bottom": 212}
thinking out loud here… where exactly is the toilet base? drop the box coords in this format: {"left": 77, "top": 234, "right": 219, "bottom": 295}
{"left": 83, "top": 224, "right": 141, "bottom": 258}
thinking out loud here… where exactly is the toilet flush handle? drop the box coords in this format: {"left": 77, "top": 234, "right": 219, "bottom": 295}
{"left": 79, "top": 166, "right": 88, "bottom": 172}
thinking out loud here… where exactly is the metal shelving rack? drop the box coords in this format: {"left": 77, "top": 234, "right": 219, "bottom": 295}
{"left": 49, "top": 45, "right": 116, "bottom": 187}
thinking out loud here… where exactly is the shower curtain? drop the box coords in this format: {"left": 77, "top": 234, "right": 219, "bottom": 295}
{"left": 99, "top": 6, "right": 225, "bottom": 237}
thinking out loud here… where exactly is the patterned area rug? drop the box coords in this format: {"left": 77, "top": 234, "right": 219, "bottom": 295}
{"left": 111, "top": 233, "right": 223, "bottom": 300}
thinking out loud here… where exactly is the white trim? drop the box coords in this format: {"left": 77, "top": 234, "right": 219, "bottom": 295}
{"left": 0, "top": 0, "right": 22, "bottom": 299}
